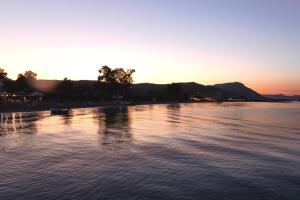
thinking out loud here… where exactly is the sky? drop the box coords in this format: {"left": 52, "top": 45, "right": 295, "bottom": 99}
{"left": 0, "top": 0, "right": 299, "bottom": 95}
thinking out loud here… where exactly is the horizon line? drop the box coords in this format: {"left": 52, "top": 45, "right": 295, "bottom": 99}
{"left": 15, "top": 78, "right": 300, "bottom": 96}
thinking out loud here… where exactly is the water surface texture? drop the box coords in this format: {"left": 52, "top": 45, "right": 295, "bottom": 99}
{"left": 1, "top": 102, "right": 300, "bottom": 200}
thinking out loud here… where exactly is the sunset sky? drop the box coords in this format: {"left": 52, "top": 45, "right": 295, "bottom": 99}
{"left": 0, "top": 0, "right": 299, "bottom": 95}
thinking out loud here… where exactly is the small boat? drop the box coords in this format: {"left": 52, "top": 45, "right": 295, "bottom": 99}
{"left": 50, "top": 108, "right": 70, "bottom": 115}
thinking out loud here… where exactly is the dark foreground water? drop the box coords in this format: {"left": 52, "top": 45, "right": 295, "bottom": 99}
{"left": 0, "top": 102, "right": 300, "bottom": 200}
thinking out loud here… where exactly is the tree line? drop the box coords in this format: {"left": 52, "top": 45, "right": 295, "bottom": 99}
{"left": 0, "top": 66, "right": 189, "bottom": 102}
{"left": 0, "top": 66, "right": 135, "bottom": 100}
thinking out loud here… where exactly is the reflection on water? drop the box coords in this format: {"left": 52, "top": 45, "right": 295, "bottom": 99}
{"left": 62, "top": 113, "right": 72, "bottom": 126}
{"left": 97, "top": 107, "right": 132, "bottom": 149}
{"left": 0, "top": 102, "right": 300, "bottom": 200}
{"left": 0, "top": 112, "right": 40, "bottom": 135}
{"left": 166, "top": 104, "right": 181, "bottom": 125}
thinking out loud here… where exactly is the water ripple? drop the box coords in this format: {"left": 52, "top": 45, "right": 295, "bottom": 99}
{"left": 0, "top": 102, "right": 300, "bottom": 200}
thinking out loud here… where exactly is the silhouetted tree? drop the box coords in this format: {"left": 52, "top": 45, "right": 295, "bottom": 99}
{"left": 98, "top": 66, "right": 135, "bottom": 99}
{"left": 57, "top": 77, "right": 74, "bottom": 100}
{"left": 166, "top": 83, "right": 187, "bottom": 100}
{"left": 2, "top": 79, "right": 15, "bottom": 92}
{"left": 59, "top": 78, "right": 73, "bottom": 91}
{"left": 15, "top": 71, "right": 38, "bottom": 92}
{"left": 0, "top": 68, "right": 17, "bottom": 93}
{"left": 0, "top": 68, "right": 8, "bottom": 79}
{"left": 98, "top": 66, "right": 114, "bottom": 84}
{"left": 24, "top": 70, "right": 37, "bottom": 80}
{"left": 98, "top": 66, "right": 135, "bottom": 85}
{"left": 0, "top": 68, "right": 8, "bottom": 92}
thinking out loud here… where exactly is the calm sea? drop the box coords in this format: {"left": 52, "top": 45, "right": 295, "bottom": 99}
{"left": 0, "top": 102, "right": 300, "bottom": 200}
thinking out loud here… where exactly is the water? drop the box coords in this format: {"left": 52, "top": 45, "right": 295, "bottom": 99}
{"left": 0, "top": 102, "right": 300, "bottom": 200}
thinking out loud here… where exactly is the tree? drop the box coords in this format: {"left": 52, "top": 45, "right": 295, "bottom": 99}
{"left": 98, "top": 66, "right": 135, "bottom": 85}
{"left": 0, "top": 68, "right": 7, "bottom": 79}
{"left": 166, "top": 83, "right": 185, "bottom": 100}
{"left": 24, "top": 70, "right": 37, "bottom": 80}
{"left": 98, "top": 66, "right": 114, "bottom": 84}
{"left": 15, "top": 71, "right": 38, "bottom": 92}
{"left": 15, "top": 74, "right": 28, "bottom": 92}
{"left": 57, "top": 77, "right": 74, "bottom": 100}
{"left": 59, "top": 78, "right": 73, "bottom": 92}
{"left": 0, "top": 68, "right": 7, "bottom": 92}
{"left": 98, "top": 66, "right": 135, "bottom": 98}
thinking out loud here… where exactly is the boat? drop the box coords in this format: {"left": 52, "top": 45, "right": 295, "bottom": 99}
{"left": 50, "top": 108, "right": 70, "bottom": 115}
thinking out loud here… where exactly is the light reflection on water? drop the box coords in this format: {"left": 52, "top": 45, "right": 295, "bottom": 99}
{"left": 0, "top": 102, "right": 300, "bottom": 200}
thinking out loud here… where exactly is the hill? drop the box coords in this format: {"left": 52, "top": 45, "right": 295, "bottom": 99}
{"left": 131, "top": 82, "right": 231, "bottom": 99}
{"left": 31, "top": 80, "right": 267, "bottom": 101}
{"left": 214, "top": 82, "right": 267, "bottom": 101}
{"left": 264, "top": 94, "right": 300, "bottom": 101}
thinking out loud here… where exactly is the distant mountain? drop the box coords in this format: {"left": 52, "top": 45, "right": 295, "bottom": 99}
{"left": 214, "top": 82, "right": 267, "bottom": 101}
{"left": 179, "top": 82, "right": 228, "bottom": 96}
{"left": 33, "top": 80, "right": 267, "bottom": 101}
{"left": 131, "top": 82, "right": 230, "bottom": 98}
{"left": 131, "top": 83, "right": 167, "bottom": 94}
{"left": 264, "top": 94, "right": 300, "bottom": 101}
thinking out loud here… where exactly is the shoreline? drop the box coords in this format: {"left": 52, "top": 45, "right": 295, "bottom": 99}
{"left": 0, "top": 100, "right": 294, "bottom": 114}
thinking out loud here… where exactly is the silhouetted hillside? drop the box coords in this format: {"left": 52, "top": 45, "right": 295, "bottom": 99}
{"left": 215, "top": 82, "right": 267, "bottom": 101}
{"left": 132, "top": 82, "right": 231, "bottom": 100}
{"left": 131, "top": 83, "right": 167, "bottom": 93}
{"left": 179, "top": 82, "right": 228, "bottom": 96}
{"left": 264, "top": 94, "right": 300, "bottom": 101}
{"left": 30, "top": 80, "right": 267, "bottom": 101}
